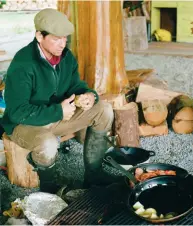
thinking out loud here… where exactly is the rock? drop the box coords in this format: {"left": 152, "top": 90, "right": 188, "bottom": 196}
{"left": 63, "top": 189, "right": 87, "bottom": 204}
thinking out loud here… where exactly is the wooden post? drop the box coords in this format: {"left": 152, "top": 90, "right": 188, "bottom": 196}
{"left": 58, "top": 0, "right": 128, "bottom": 95}
{"left": 3, "top": 134, "right": 39, "bottom": 188}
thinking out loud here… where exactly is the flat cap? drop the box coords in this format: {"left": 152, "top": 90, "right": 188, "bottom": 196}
{"left": 34, "top": 8, "right": 74, "bottom": 37}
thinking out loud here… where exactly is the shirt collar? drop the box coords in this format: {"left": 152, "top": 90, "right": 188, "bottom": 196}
{"left": 37, "top": 44, "right": 46, "bottom": 60}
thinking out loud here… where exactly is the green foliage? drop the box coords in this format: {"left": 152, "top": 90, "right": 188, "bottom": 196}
{"left": 0, "top": 0, "right": 6, "bottom": 9}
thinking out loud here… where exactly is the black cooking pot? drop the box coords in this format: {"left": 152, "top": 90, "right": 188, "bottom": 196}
{"left": 106, "top": 156, "right": 193, "bottom": 223}
{"left": 104, "top": 146, "right": 155, "bottom": 168}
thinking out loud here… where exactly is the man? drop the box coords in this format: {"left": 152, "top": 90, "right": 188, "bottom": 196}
{"left": 2, "top": 8, "right": 119, "bottom": 193}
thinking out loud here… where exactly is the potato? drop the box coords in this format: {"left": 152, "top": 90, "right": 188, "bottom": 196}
{"left": 144, "top": 208, "right": 157, "bottom": 215}
{"left": 133, "top": 201, "right": 144, "bottom": 210}
{"left": 150, "top": 213, "right": 158, "bottom": 219}
{"left": 140, "top": 214, "right": 151, "bottom": 218}
{"left": 74, "top": 95, "right": 82, "bottom": 107}
{"left": 160, "top": 214, "right": 164, "bottom": 219}
{"left": 135, "top": 207, "right": 145, "bottom": 215}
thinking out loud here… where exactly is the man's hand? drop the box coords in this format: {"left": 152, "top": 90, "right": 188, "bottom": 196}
{"left": 61, "top": 94, "right": 76, "bottom": 121}
{"left": 75, "top": 92, "right": 95, "bottom": 111}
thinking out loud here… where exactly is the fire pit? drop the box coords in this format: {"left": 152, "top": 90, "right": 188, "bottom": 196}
{"left": 48, "top": 176, "right": 193, "bottom": 225}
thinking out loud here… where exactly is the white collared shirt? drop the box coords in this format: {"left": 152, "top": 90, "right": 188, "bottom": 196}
{"left": 37, "top": 44, "right": 56, "bottom": 69}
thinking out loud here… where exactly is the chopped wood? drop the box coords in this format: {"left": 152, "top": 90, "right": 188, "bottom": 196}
{"left": 136, "top": 83, "right": 182, "bottom": 105}
{"left": 139, "top": 121, "right": 168, "bottom": 137}
{"left": 100, "top": 94, "right": 127, "bottom": 109}
{"left": 143, "top": 75, "right": 168, "bottom": 90}
{"left": 172, "top": 119, "right": 193, "bottom": 134}
{"left": 142, "top": 100, "right": 168, "bottom": 126}
{"left": 126, "top": 68, "right": 156, "bottom": 84}
{"left": 113, "top": 102, "right": 139, "bottom": 147}
{"left": 3, "top": 133, "right": 39, "bottom": 188}
{"left": 167, "top": 95, "right": 193, "bottom": 126}
{"left": 125, "top": 16, "right": 148, "bottom": 51}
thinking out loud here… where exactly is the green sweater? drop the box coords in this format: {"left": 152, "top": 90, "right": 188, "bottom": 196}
{"left": 2, "top": 38, "right": 98, "bottom": 135}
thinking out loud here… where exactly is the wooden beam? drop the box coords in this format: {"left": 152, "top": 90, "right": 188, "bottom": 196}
{"left": 58, "top": 0, "right": 128, "bottom": 95}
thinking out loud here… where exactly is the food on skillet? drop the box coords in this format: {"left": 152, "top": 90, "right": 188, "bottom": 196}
{"left": 135, "top": 168, "right": 176, "bottom": 182}
{"left": 133, "top": 201, "right": 177, "bottom": 220}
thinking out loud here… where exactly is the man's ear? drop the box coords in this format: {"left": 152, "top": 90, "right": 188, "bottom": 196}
{"left": 35, "top": 31, "right": 43, "bottom": 43}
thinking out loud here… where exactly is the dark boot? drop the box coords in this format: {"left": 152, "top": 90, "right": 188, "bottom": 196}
{"left": 83, "top": 127, "right": 123, "bottom": 188}
{"left": 27, "top": 152, "right": 60, "bottom": 193}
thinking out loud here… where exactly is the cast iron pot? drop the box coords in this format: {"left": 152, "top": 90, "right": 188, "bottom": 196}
{"left": 106, "top": 156, "right": 193, "bottom": 223}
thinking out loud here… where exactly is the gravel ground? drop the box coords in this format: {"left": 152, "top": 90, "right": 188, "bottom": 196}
{"left": 0, "top": 53, "right": 193, "bottom": 225}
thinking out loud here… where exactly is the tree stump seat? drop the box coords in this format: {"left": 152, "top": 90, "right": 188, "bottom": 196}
{"left": 2, "top": 133, "right": 39, "bottom": 188}
{"left": 2, "top": 133, "right": 75, "bottom": 188}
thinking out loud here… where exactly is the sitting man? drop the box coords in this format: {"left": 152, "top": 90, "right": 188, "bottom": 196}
{"left": 2, "top": 8, "right": 119, "bottom": 193}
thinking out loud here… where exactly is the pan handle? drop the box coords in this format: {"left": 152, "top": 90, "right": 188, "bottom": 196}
{"left": 105, "top": 156, "right": 138, "bottom": 184}
{"left": 148, "top": 151, "right": 155, "bottom": 156}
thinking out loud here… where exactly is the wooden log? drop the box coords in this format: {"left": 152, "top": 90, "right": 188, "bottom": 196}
{"left": 172, "top": 119, "right": 193, "bottom": 134}
{"left": 126, "top": 16, "right": 148, "bottom": 51}
{"left": 100, "top": 93, "right": 127, "bottom": 109}
{"left": 167, "top": 95, "right": 193, "bottom": 128}
{"left": 139, "top": 121, "right": 168, "bottom": 137}
{"left": 142, "top": 100, "right": 168, "bottom": 126}
{"left": 136, "top": 83, "right": 182, "bottom": 105}
{"left": 113, "top": 102, "right": 139, "bottom": 147}
{"left": 3, "top": 134, "right": 39, "bottom": 188}
{"left": 58, "top": 1, "right": 128, "bottom": 95}
{"left": 143, "top": 75, "right": 168, "bottom": 90}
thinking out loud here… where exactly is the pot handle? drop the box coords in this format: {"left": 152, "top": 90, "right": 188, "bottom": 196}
{"left": 148, "top": 151, "right": 156, "bottom": 156}
{"left": 105, "top": 156, "right": 138, "bottom": 184}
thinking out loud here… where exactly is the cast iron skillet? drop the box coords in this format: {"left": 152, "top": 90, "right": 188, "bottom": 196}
{"left": 106, "top": 156, "right": 193, "bottom": 223}
{"left": 103, "top": 136, "right": 155, "bottom": 166}
{"left": 104, "top": 146, "right": 155, "bottom": 166}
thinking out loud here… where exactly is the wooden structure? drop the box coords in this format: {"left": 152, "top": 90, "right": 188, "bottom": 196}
{"left": 124, "top": 16, "right": 148, "bottom": 51}
{"left": 58, "top": 0, "right": 128, "bottom": 95}
{"left": 151, "top": 1, "right": 193, "bottom": 43}
{"left": 3, "top": 133, "right": 39, "bottom": 188}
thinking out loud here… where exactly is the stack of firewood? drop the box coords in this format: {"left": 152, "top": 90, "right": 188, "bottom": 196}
{"left": 100, "top": 69, "right": 193, "bottom": 147}
{"left": 131, "top": 69, "right": 193, "bottom": 136}
{"left": 0, "top": 0, "right": 57, "bottom": 11}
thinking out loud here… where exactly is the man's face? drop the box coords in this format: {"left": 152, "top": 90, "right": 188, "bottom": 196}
{"left": 37, "top": 32, "right": 67, "bottom": 57}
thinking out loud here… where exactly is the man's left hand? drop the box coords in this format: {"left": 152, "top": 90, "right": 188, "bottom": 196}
{"left": 76, "top": 92, "right": 95, "bottom": 111}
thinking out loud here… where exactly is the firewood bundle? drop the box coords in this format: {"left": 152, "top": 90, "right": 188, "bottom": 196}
{"left": 124, "top": 68, "right": 192, "bottom": 137}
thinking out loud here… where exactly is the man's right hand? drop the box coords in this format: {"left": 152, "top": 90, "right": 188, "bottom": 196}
{"left": 61, "top": 94, "right": 76, "bottom": 121}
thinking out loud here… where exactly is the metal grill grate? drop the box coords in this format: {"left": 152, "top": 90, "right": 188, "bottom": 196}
{"left": 48, "top": 185, "right": 193, "bottom": 225}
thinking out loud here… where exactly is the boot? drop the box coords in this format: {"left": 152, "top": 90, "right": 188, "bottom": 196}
{"left": 27, "top": 152, "right": 60, "bottom": 193}
{"left": 83, "top": 127, "right": 123, "bottom": 188}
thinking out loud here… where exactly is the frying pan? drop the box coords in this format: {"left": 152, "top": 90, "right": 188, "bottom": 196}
{"left": 127, "top": 162, "right": 189, "bottom": 181}
{"left": 104, "top": 136, "right": 155, "bottom": 168}
{"left": 106, "top": 156, "right": 193, "bottom": 223}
